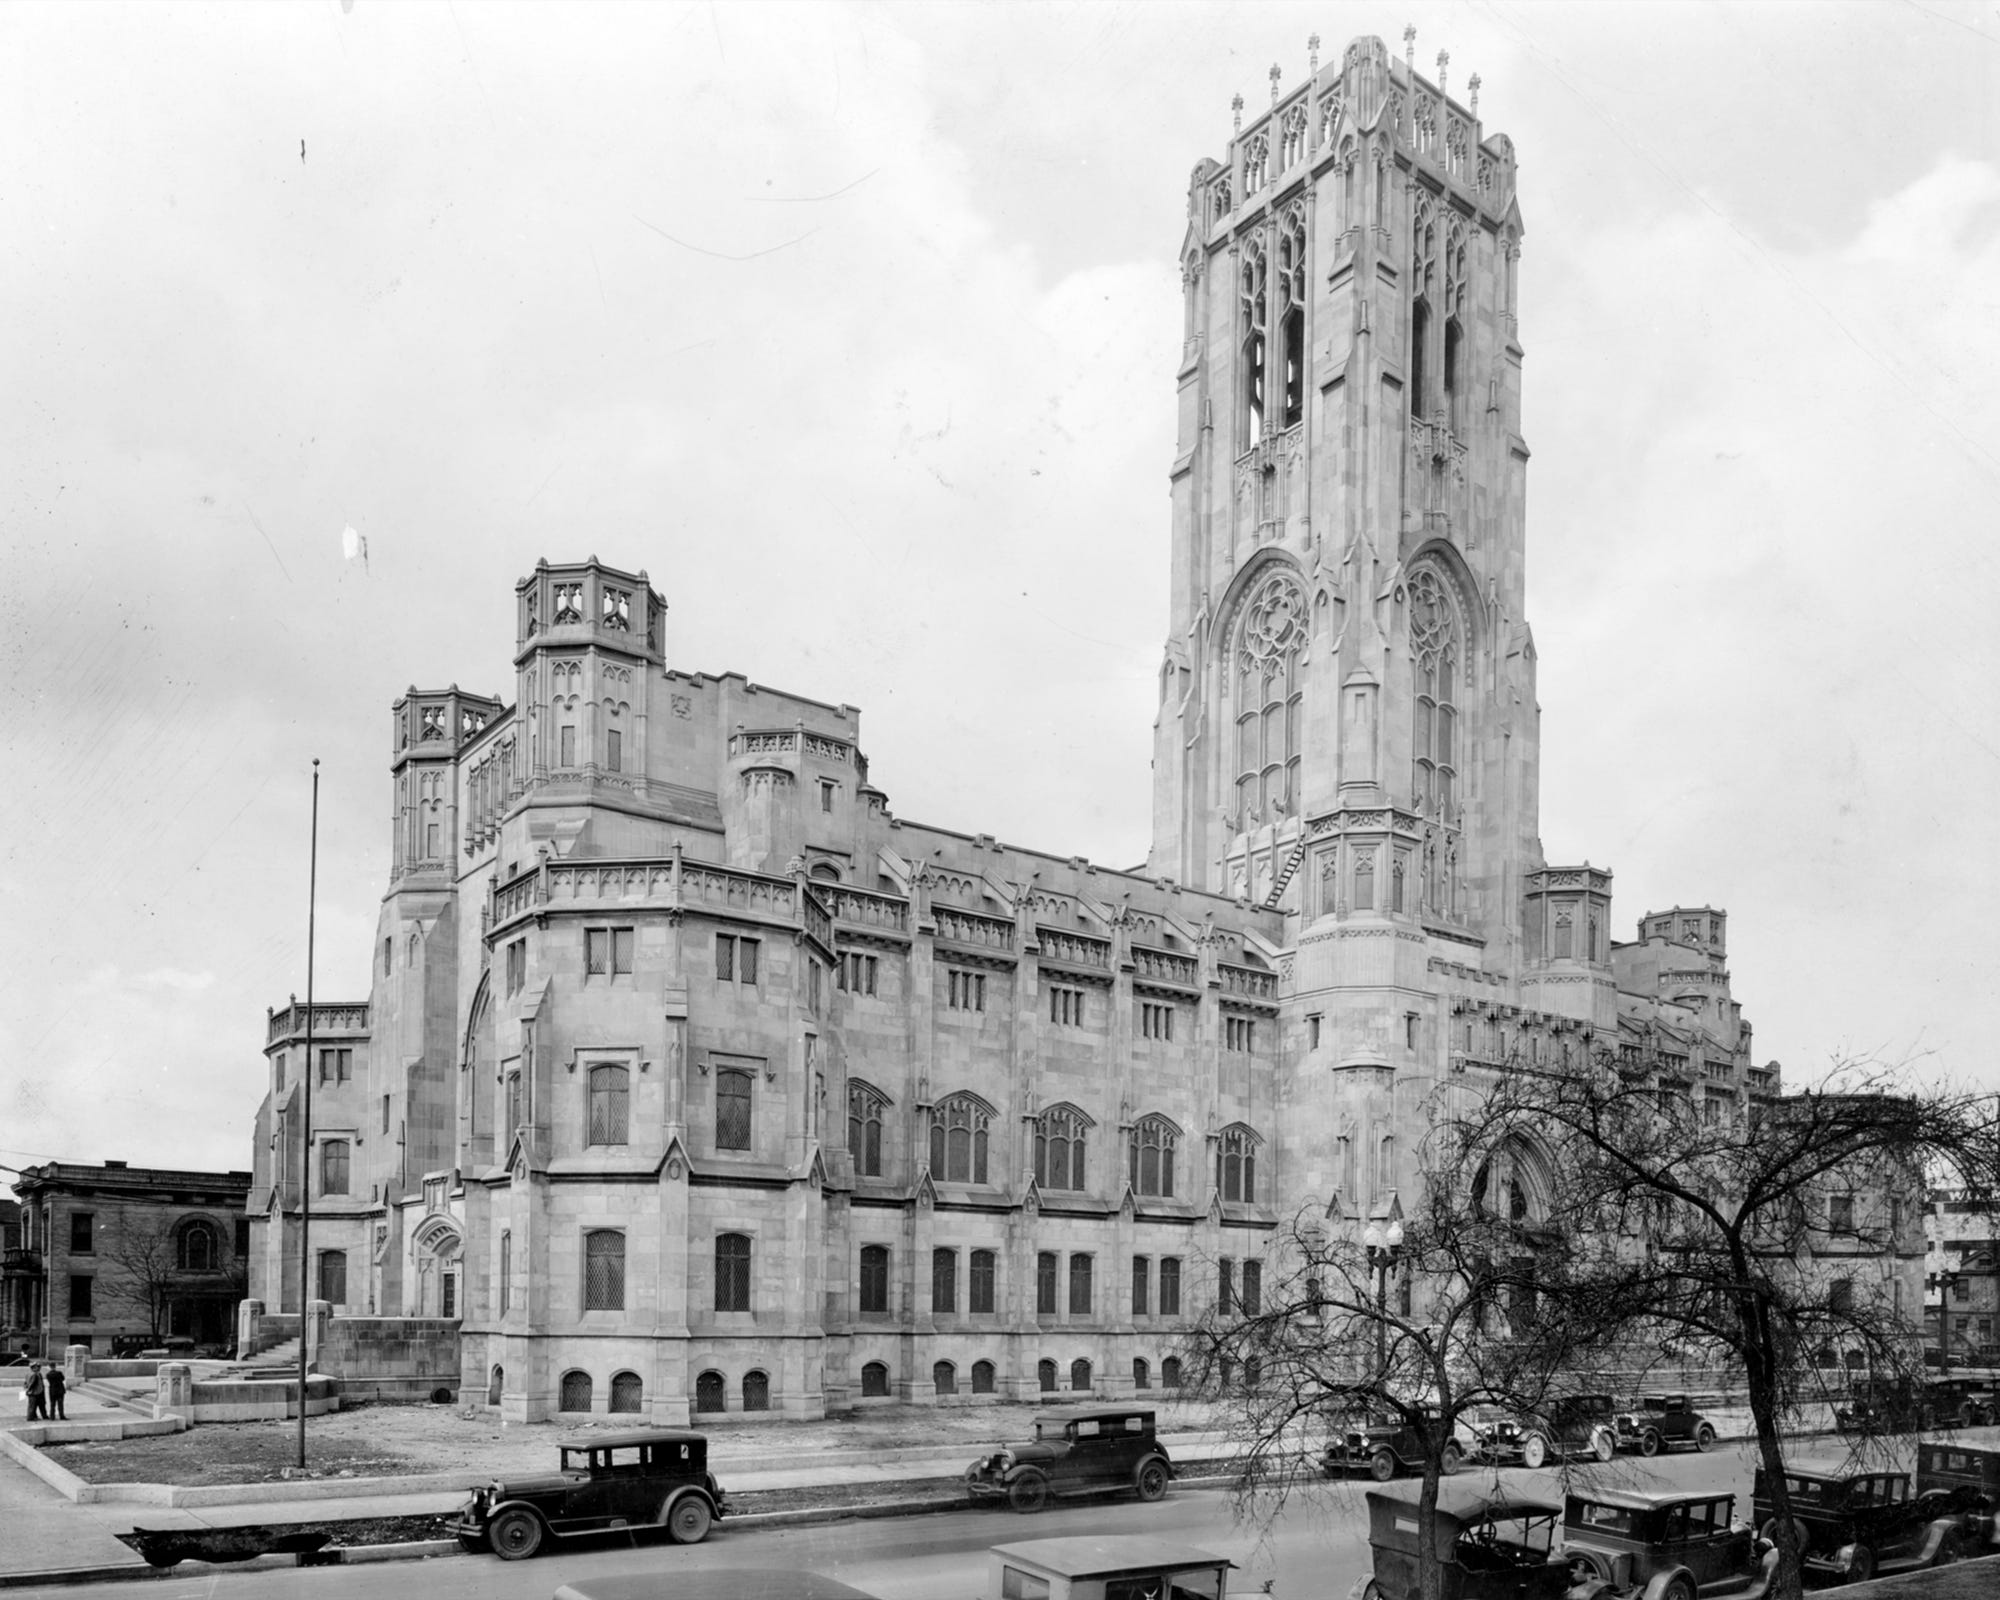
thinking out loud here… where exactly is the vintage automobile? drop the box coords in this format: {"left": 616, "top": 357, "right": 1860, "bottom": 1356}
{"left": 1561, "top": 1488, "right": 1779, "bottom": 1600}
{"left": 1476, "top": 1394, "right": 1618, "bottom": 1468}
{"left": 965, "top": 1406, "right": 1173, "bottom": 1513}
{"left": 1324, "top": 1403, "right": 1467, "bottom": 1481}
{"left": 1915, "top": 1433, "right": 2000, "bottom": 1549}
{"left": 1347, "top": 1481, "right": 1569, "bottom": 1600}
{"left": 447, "top": 1428, "right": 725, "bottom": 1559}
{"left": 1749, "top": 1459, "right": 1983, "bottom": 1581}
{"left": 1835, "top": 1375, "right": 1995, "bottom": 1433}
{"left": 988, "top": 1535, "right": 1233, "bottom": 1600}
{"left": 1612, "top": 1395, "right": 1717, "bottom": 1457}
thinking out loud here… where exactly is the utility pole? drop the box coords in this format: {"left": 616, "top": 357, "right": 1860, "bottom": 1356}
{"left": 296, "top": 760, "right": 320, "bottom": 1472}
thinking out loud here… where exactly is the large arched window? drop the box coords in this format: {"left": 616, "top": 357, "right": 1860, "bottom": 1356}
{"left": 1239, "top": 238, "right": 1268, "bottom": 448}
{"left": 1408, "top": 566, "right": 1462, "bottom": 915}
{"left": 1443, "top": 222, "right": 1469, "bottom": 433}
{"left": 1034, "top": 1104, "right": 1091, "bottom": 1192}
{"left": 930, "top": 1093, "right": 992, "bottom": 1184}
{"left": 848, "top": 1079, "right": 887, "bottom": 1178}
{"left": 1128, "top": 1115, "right": 1179, "bottom": 1199}
{"left": 1232, "top": 572, "right": 1306, "bottom": 828}
{"left": 176, "top": 1220, "right": 220, "bottom": 1272}
{"left": 587, "top": 1064, "right": 629, "bottom": 1146}
{"left": 1411, "top": 195, "right": 1438, "bottom": 419}
{"left": 1218, "top": 1124, "right": 1261, "bottom": 1204}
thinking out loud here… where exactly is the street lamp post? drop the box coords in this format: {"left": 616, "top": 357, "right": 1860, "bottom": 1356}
{"left": 1362, "top": 1218, "right": 1405, "bottom": 1383}
{"left": 1938, "top": 1268, "right": 1960, "bottom": 1375}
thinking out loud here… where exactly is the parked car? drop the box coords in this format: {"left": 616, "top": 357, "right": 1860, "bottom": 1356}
{"left": 1561, "top": 1488, "right": 1779, "bottom": 1600}
{"left": 1915, "top": 1435, "right": 2000, "bottom": 1550}
{"left": 1612, "top": 1395, "right": 1716, "bottom": 1457}
{"left": 1324, "top": 1403, "right": 1467, "bottom": 1481}
{"left": 1476, "top": 1394, "right": 1617, "bottom": 1468}
{"left": 989, "top": 1536, "right": 1234, "bottom": 1600}
{"left": 964, "top": 1406, "right": 1172, "bottom": 1513}
{"left": 1837, "top": 1376, "right": 1994, "bottom": 1432}
{"left": 447, "top": 1428, "right": 725, "bottom": 1560}
{"left": 1750, "top": 1459, "right": 1983, "bottom": 1581}
{"left": 1347, "top": 1481, "right": 1568, "bottom": 1600}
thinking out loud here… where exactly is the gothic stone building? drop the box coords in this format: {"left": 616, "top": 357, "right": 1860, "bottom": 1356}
{"left": 246, "top": 35, "right": 1772, "bottom": 1424}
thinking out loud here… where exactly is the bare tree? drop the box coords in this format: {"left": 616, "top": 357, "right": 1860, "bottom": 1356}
{"left": 97, "top": 1215, "right": 181, "bottom": 1343}
{"left": 1185, "top": 1096, "right": 1632, "bottom": 1600}
{"left": 1454, "top": 1056, "right": 2000, "bottom": 1600}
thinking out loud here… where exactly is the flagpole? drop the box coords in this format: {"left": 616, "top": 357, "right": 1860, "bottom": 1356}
{"left": 297, "top": 760, "right": 319, "bottom": 1471}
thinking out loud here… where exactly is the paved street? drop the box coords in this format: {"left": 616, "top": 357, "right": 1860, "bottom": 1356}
{"left": 7, "top": 1439, "right": 1799, "bottom": 1600}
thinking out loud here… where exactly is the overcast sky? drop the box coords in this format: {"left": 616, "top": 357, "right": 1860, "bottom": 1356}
{"left": 3, "top": 1, "right": 1997, "bottom": 1179}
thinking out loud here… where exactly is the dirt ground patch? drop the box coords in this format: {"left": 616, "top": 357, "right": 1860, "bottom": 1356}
{"left": 45, "top": 1396, "right": 1230, "bottom": 1487}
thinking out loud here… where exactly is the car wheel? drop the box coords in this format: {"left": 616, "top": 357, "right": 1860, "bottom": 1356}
{"left": 1661, "top": 1576, "right": 1696, "bottom": 1600}
{"left": 1591, "top": 1428, "right": 1615, "bottom": 1464}
{"left": 454, "top": 1532, "right": 488, "bottom": 1556}
{"left": 1522, "top": 1434, "right": 1548, "bottom": 1470}
{"left": 1846, "top": 1544, "right": 1877, "bottom": 1585}
{"left": 1440, "top": 1442, "right": 1464, "bottom": 1476}
{"left": 1640, "top": 1429, "right": 1663, "bottom": 1458}
{"left": 1935, "top": 1531, "right": 1962, "bottom": 1568}
{"left": 668, "top": 1494, "right": 712, "bottom": 1545}
{"left": 1369, "top": 1449, "right": 1396, "bottom": 1483}
{"left": 1694, "top": 1422, "right": 1717, "bottom": 1451}
{"left": 1567, "top": 1555, "right": 1604, "bottom": 1589}
{"left": 1008, "top": 1474, "right": 1049, "bottom": 1513}
{"left": 487, "top": 1508, "right": 543, "bottom": 1561}
{"left": 1135, "top": 1458, "right": 1170, "bottom": 1502}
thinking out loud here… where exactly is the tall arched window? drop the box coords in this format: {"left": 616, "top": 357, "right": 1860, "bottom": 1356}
{"left": 1128, "top": 1115, "right": 1179, "bottom": 1198}
{"left": 176, "top": 1220, "right": 219, "bottom": 1271}
{"left": 1443, "top": 222, "right": 1469, "bottom": 433}
{"left": 715, "top": 1232, "right": 751, "bottom": 1312}
{"left": 1408, "top": 566, "right": 1461, "bottom": 914}
{"left": 1218, "top": 1124, "right": 1260, "bottom": 1204}
{"left": 1279, "top": 207, "right": 1307, "bottom": 429}
{"left": 1035, "top": 1104, "right": 1090, "bottom": 1191}
{"left": 583, "top": 1229, "right": 625, "bottom": 1311}
{"left": 587, "top": 1064, "right": 629, "bottom": 1146}
{"left": 930, "top": 1093, "right": 992, "bottom": 1183}
{"left": 498, "top": 1230, "right": 512, "bottom": 1314}
{"left": 848, "top": 1080, "right": 887, "bottom": 1177}
{"left": 1239, "top": 238, "right": 1268, "bottom": 448}
{"left": 1233, "top": 572, "right": 1306, "bottom": 827}
{"left": 933, "top": 1360, "right": 957, "bottom": 1397}
{"left": 1411, "top": 196, "right": 1438, "bottom": 420}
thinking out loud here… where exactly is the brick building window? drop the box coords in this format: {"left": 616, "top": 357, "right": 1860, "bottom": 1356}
{"left": 970, "top": 1249, "right": 996, "bottom": 1314}
{"left": 932, "top": 1247, "right": 957, "bottom": 1314}
{"left": 1132, "top": 1255, "right": 1150, "bottom": 1316}
{"left": 1037, "top": 1251, "right": 1058, "bottom": 1316}
{"left": 70, "top": 1213, "right": 93, "bottom": 1254}
{"left": 947, "top": 969, "right": 985, "bottom": 1011}
{"left": 847, "top": 1080, "right": 886, "bottom": 1177}
{"left": 68, "top": 1274, "right": 92, "bottom": 1317}
{"left": 587, "top": 1064, "right": 629, "bottom": 1145}
{"left": 583, "top": 1229, "right": 625, "bottom": 1311}
{"left": 858, "top": 1245, "right": 890, "bottom": 1315}
{"left": 715, "top": 933, "right": 759, "bottom": 984}
{"left": 715, "top": 1068, "right": 753, "bottom": 1151}
{"left": 177, "top": 1220, "right": 219, "bottom": 1271}
{"left": 1069, "top": 1253, "right": 1093, "bottom": 1315}
{"left": 715, "top": 1232, "right": 751, "bottom": 1312}
{"left": 585, "top": 926, "right": 633, "bottom": 977}
{"left": 930, "top": 1093, "right": 991, "bottom": 1183}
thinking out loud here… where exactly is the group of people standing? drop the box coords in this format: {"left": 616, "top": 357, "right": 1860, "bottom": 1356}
{"left": 18, "top": 1360, "right": 66, "bottom": 1421}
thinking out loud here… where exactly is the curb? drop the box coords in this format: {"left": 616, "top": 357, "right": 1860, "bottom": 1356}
{"left": 0, "top": 1475, "right": 1244, "bottom": 1587}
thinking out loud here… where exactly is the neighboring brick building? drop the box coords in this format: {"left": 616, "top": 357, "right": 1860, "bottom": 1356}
{"left": 1925, "top": 1186, "right": 2000, "bottom": 1362}
{"left": 6, "top": 1161, "right": 251, "bottom": 1356}
{"left": 246, "top": 34, "right": 1791, "bottom": 1425}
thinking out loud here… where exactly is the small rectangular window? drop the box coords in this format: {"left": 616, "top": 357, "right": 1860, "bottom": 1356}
{"left": 1405, "top": 1013, "right": 1419, "bottom": 1051}
{"left": 426, "top": 822, "right": 440, "bottom": 858}
{"left": 970, "top": 1248, "right": 997, "bottom": 1314}
{"left": 820, "top": 779, "right": 836, "bottom": 812}
{"left": 587, "top": 929, "right": 608, "bottom": 975}
{"left": 1226, "top": 1016, "right": 1256, "bottom": 1052}
{"left": 1160, "top": 1256, "right": 1182, "bottom": 1316}
{"left": 1132, "top": 1255, "right": 1150, "bottom": 1317}
{"left": 381, "top": 1093, "right": 391, "bottom": 1134}
{"left": 1069, "top": 1252, "right": 1093, "bottom": 1315}
{"left": 69, "top": 1274, "right": 93, "bottom": 1317}
{"left": 318, "top": 1249, "right": 348, "bottom": 1304}
{"left": 1140, "top": 1001, "right": 1174, "bottom": 1040}
{"left": 1037, "top": 1251, "right": 1058, "bottom": 1316}
{"left": 1308, "top": 1013, "right": 1322, "bottom": 1049}
{"left": 716, "top": 1067, "right": 753, "bottom": 1152}
{"left": 235, "top": 1218, "right": 250, "bottom": 1257}
{"left": 70, "top": 1213, "right": 93, "bottom": 1254}
{"left": 505, "top": 937, "right": 526, "bottom": 995}
{"left": 932, "top": 1247, "right": 957, "bottom": 1315}
{"left": 560, "top": 724, "right": 576, "bottom": 767}
{"left": 859, "top": 1244, "right": 890, "bottom": 1315}
{"left": 606, "top": 728, "right": 622, "bottom": 772}
{"left": 1243, "top": 1260, "right": 1262, "bottom": 1315}
{"left": 1049, "top": 985, "right": 1085, "bottom": 1027}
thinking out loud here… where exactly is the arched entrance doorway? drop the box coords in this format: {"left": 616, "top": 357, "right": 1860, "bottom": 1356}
{"left": 412, "top": 1215, "right": 463, "bottom": 1318}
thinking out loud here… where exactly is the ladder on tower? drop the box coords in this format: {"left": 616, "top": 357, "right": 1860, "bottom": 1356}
{"left": 1263, "top": 834, "right": 1309, "bottom": 910}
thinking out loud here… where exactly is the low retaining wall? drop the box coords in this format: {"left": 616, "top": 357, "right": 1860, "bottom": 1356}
{"left": 187, "top": 1375, "right": 342, "bottom": 1423}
